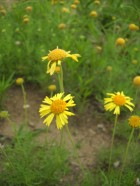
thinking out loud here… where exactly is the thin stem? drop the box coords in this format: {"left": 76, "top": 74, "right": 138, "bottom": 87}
{"left": 65, "top": 125, "right": 85, "bottom": 175}
{"left": 108, "top": 114, "right": 118, "bottom": 172}
{"left": 119, "top": 128, "right": 135, "bottom": 184}
{"left": 21, "top": 84, "right": 28, "bottom": 124}
{"left": 58, "top": 65, "right": 64, "bottom": 93}
{"left": 57, "top": 65, "right": 64, "bottom": 145}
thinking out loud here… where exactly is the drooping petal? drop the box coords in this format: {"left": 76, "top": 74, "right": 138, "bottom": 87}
{"left": 42, "top": 56, "right": 48, "bottom": 61}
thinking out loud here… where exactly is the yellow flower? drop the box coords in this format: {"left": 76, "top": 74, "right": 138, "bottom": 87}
{"left": 48, "top": 84, "right": 56, "bottom": 91}
{"left": 129, "top": 23, "right": 139, "bottom": 31}
{"left": 89, "top": 11, "right": 98, "bottom": 17}
{"left": 16, "top": 78, "right": 24, "bottom": 85}
{"left": 58, "top": 23, "right": 66, "bottom": 29}
{"left": 129, "top": 115, "right": 140, "bottom": 128}
{"left": 94, "top": 0, "right": 100, "bottom": 5}
{"left": 39, "top": 93, "right": 75, "bottom": 129}
{"left": 0, "top": 9, "right": 6, "bottom": 16}
{"left": 132, "top": 60, "right": 138, "bottom": 65}
{"left": 116, "top": 37, "right": 125, "bottom": 46}
{"left": 133, "top": 76, "right": 140, "bottom": 87}
{"left": 74, "top": 0, "right": 80, "bottom": 4}
{"left": 23, "top": 17, "right": 29, "bottom": 24}
{"left": 61, "top": 7, "right": 70, "bottom": 13}
{"left": 104, "top": 92, "right": 134, "bottom": 115}
{"left": 42, "top": 47, "right": 80, "bottom": 75}
{"left": 106, "top": 66, "right": 112, "bottom": 72}
{"left": 25, "top": 6, "right": 33, "bottom": 12}
{"left": 70, "top": 4, "right": 77, "bottom": 9}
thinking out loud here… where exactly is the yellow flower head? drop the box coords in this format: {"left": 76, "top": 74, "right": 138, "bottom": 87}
{"left": 132, "top": 60, "right": 138, "bottom": 65}
{"left": 48, "top": 84, "right": 56, "bottom": 91}
{"left": 129, "top": 23, "right": 139, "bottom": 31}
{"left": 106, "top": 66, "right": 112, "bottom": 72}
{"left": 74, "top": 0, "right": 80, "bottom": 4}
{"left": 104, "top": 92, "right": 134, "bottom": 115}
{"left": 129, "top": 115, "right": 140, "bottom": 128}
{"left": 61, "top": 7, "right": 70, "bottom": 13}
{"left": 39, "top": 93, "right": 76, "bottom": 129}
{"left": 133, "top": 76, "right": 140, "bottom": 87}
{"left": 16, "top": 78, "right": 24, "bottom": 85}
{"left": 42, "top": 47, "right": 80, "bottom": 75}
{"left": 94, "top": 0, "right": 100, "bottom": 5}
{"left": 70, "top": 4, "right": 77, "bottom": 9}
{"left": 23, "top": 17, "right": 29, "bottom": 24}
{"left": 116, "top": 37, "right": 125, "bottom": 46}
{"left": 25, "top": 6, "right": 33, "bottom": 12}
{"left": 0, "top": 9, "right": 6, "bottom": 16}
{"left": 58, "top": 23, "right": 66, "bottom": 29}
{"left": 89, "top": 11, "right": 98, "bottom": 17}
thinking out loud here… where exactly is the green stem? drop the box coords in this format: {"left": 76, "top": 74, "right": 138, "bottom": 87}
{"left": 65, "top": 125, "right": 85, "bottom": 175}
{"left": 58, "top": 65, "right": 64, "bottom": 93}
{"left": 57, "top": 65, "right": 64, "bottom": 145}
{"left": 108, "top": 114, "right": 118, "bottom": 172}
{"left": 119, "top": 128, "right": 135, "bottom": 184}
{"left": 21, "top": 84, "right": 28, "bottom": 125}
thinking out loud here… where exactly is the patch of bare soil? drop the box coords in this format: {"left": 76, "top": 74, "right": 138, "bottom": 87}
{"left": 0, "top": 85, "right": 111, "bottom": 168}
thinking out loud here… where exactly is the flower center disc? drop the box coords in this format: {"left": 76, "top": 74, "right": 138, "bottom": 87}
{"left": 48, "top": 49, "right": 67, "bottom": 62}
{"left": 51, "top": 99, "right": 66, "bottom": 114}
{"left": 113, "top": 95, "right": 126, "bottom": 106}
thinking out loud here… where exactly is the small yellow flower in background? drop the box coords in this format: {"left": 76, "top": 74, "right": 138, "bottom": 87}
{"left": 39, "top": 93, "right": 75, "bottom": 129}
{"left": 129, "top": 115, "right": 140, "bottom": 128}
{"left": 48, "top": 84, "right": 56, "bottom": 92}
{"left": 23, "top": 17, "right": 29, "bottom": 24}
{"left": 129, "top": 23, "right": 139, "bottom": 31}
{"left": 133, "top": 76, "right": 140, "bottom": 87}
{"left": 58, "top": 23, "right": 66, "bottom": 29}
{"left": 0, "top": 111, "right": 9, "bottom": 119}
{"left": 104, "top": 92, "right": 134, "bottom": 115}
{"left": 112, "top": 16, "right": 116, "bottom": 20}
{"left": 25, "top": 6, "right": 33, "bottom": 12}
{"left": 95, "top": 45, "right": 102, "bottom": 53}
{"left": 51, "top": 0, "right": 58, "bottom": 5}
{"left": 74, "top": 0, "right": 80, "bottom": 4}
{"left": 16, "top": 78, "right": 24, "bottom": 85}
{"left": 70, "top": 4, "right": 77, "bottom": 9}
{"left": 55, "top": 66, "right": 61, "bottom": 73}
{"left": 106, "top": 66, "right": 112, "bottom": 72}
{"left": 42, "top": 47, "right": 80, "bottom": 75}
{"left": 94, "top": 0, "right": 100, "bottom": 5}
{"left": 0, "top": 9, "right": 6, "bottom": 16}
{"left": 132, "top": 60, "right": 138, "bottom": 65}
{"left": 89, "top": 11, "right": 98, "bottom": 17}
{"left": 61, "top": 7, "right": 70, "bottom": 13}
{"left": 116, "top": 37, "right": 125, "bottom": 46}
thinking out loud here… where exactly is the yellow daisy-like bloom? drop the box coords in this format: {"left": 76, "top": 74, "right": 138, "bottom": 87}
{"left": 42, "top": 47, "right": 80, "bottom": 75}
{"left": 104, "top": 92, "right": 134, "bottom": 115}
{"left": 39, "top": 93, "right": 75, "bottom": 129}
{"left": 129, "top": 115, "right": 140, "bottom": 128}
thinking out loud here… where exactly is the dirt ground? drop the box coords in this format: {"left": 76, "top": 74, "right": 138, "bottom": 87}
{"left": 0, "top": 85, "right": 111, "bottom": 168}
